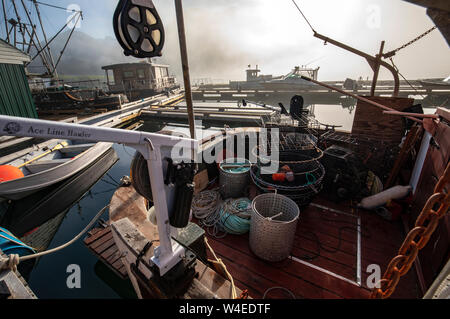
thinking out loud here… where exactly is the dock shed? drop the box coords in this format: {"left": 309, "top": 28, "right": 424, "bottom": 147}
{"left": 0, "top": 39, "right": 37, "bottom": 118}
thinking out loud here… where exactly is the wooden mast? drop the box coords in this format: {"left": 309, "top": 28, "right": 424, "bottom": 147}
{"left": 313, "top": 32, "right": 400, "bottom": 97}
{"left": 370, "top": 41, "right": 385, "bottom": 96}
{"left": 174, "top": 0, "right": 196, "bottom": 141}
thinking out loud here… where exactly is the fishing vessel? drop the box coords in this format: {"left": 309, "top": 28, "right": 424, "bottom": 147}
{"left": 102, "top": 60, "right": 179, "bottom": 101}
{"left": 0, "top": 0, "right": 448, "bottom": 302}
{"left": 229, "top": 65, "right": 320, "bottom": 90}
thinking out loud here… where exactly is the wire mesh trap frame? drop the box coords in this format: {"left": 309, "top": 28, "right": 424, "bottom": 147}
{"left": 250, "top": 158, "right": 325, "bottom": 205}
{"left": 219, "top": 158, "right": 251, "bottom": 199}
{"left": 250, "top": 118, "right": 326, "bottom": 205}
{"left": 249, "top": 193, "right": 300, "bottom": 262}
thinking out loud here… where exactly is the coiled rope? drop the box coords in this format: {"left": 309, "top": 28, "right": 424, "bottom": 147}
{"left": 192, "top": 190, "right": 221, "bottom": 220}
{"left": 218, "top": 198, "right": 251, "bottom": 235}
{"left": 0, "top": 205, "right": 109, "bottom": 272}
{"left": 192, "top": 191, "right": 252, "bottom": 238}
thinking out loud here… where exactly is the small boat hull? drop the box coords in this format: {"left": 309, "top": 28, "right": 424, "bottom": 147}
{"left": 0, "top": 142, "right": 113, "bottom": 200}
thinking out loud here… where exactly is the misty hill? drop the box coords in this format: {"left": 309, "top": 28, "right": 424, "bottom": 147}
{"left": 27, "top": 28, "right": 254, "bottom": 83}
{"left": 29, "top": 31, "right": 141, "bottom": 77}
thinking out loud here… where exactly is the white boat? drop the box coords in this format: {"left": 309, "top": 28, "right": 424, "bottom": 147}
{"left": 0, "top": 141, "right": 113, "bottom": 200}
{"left": 0, "top": 92, "right": 183, "bottom": 201}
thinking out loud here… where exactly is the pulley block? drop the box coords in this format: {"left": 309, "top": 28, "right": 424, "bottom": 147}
{"left": 113, "top": 0, "right": 165, "bottom": 58}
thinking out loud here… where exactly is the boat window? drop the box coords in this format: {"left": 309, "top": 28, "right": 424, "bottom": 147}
{"left": 137, "top": 69, "right": 146, "bottom": 79}
{"left": 107, "top": 70, "right": 115, "bottom": 85}
{"left": 123, "top": 70, "right": 135, "bottom": 78}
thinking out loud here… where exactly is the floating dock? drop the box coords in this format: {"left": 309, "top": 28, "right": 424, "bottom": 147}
{"left": 84, "top": 226, "right": 128, "bottom": 280}
{"left": 140, "top": 101, "right": 275, "bottom": 124}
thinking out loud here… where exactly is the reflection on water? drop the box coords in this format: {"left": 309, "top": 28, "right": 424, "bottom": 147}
{"left": 19, "top": 144, "right": 137, "bottom": 298}
{"left": 312, "top": 104, "right": 356, "bottom": 132}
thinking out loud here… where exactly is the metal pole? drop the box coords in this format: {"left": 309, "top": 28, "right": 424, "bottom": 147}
{"left": 51, "top": 12, "right": 81, "bottom": 75}
{"left": 20, "top": 0, "right": 51, "bottom": 70}
{"left": 33, "top": 0, "right": 58, "bottom": 79}
{"left": 11, "top": 0, "right": 26, "bottom": 51}
{"left": 174, "top": 0, "right": 195, "bottom": 140}
{"left": 2, "top": 0, "right": 9, "bottom": 43}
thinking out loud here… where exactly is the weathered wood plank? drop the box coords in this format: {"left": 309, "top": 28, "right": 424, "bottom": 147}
{"left": 84, "top": 227, "right": 127, "bottom": 280}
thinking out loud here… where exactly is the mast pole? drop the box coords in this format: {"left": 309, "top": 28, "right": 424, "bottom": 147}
{"left": 174, "top": 0, "right": 195, "bottom": 141}
{"left": 20, "top": 0, "right": 51, "bottom": 72}
{"left": 2, "top": 0, "right": 9, "bottom": 43}
{"left": 370, "top": 41, "right": 385, "bottom": 96}
{"left": 11, "top": 0, "right": 26, "bottom": 51}
{"left": 313, "top": 32, "right": 400, "bottom": 97}
{"left": 33, "top": 0, "right": 58, "bottom": 80}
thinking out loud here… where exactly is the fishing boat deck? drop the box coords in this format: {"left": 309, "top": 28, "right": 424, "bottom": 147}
{"left": 198, "top": 195, "right": 420, "bottom": 299}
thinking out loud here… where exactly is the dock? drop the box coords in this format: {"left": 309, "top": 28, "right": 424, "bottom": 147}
{"left": 140, "top": 101, "right": 275, "bottom": 124}
{"left": 0, "top": 92, "right": 184, "bottom": 160}
{"left": 192, "top": 82, "right": 450, "bottom": 106}
{"left": 84, "top": 226, "right": 128, "bottom": 280}
{"left": 0, "top": 249, "right": 36, "bottom": 299}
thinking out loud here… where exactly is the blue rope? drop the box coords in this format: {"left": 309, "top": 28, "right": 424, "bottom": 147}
{"left": 305, "top": 173, "right": 317, "bottom": 185}
{"left": 220, "top": 162, "right": 250, "bottom": 173}
{"left": 218, "top": 198, "right": 251, "bottom": 235}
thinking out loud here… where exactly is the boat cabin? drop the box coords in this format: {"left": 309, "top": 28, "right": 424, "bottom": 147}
{"left": 102, "top": 61, "right": 178, "bottom": 101}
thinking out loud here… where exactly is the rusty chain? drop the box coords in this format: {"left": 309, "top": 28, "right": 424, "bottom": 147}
{"left": 383, "top": 26, "right": 436, "bottom": 59}
{"left": 370, "top": 161, "right": 450, "bottom": 299}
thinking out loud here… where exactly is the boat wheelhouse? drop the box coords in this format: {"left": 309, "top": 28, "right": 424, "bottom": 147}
{"left": 102, "top": 61, "right": 179, "bottom": 101}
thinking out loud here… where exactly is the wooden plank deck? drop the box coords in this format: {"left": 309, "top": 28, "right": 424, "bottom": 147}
{"left": 92, "top": 183, "right": 421, "bottom": 299}
{"left": 197, "top": 196, "right": 421, "bottom": 299}
{"left": 84, "top": 226, "right": 128, "bottom": 280}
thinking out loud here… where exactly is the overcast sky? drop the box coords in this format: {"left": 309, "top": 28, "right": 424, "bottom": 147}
{"left": 2, "top": 0, "right": 449, "bottom": 81}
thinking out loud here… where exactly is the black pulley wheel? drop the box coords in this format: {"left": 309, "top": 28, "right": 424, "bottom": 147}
{"left": 130, "top": 130, "right": 188, "bottom": 202}
{"left": 113, "top": 0, "right": 165, "bottom": 58}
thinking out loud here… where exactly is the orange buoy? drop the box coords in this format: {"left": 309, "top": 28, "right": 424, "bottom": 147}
{"left": 272, "top": 173, "right": 286, "bottom": 182}
{"left": 0, "top": 165, "right": 24, "bottom": 183}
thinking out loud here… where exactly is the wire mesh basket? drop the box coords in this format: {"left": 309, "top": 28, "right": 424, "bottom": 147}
{"left": 250, "top": 151, "right": 325, "bottom": 206}
{"left": 249, "top": 193, "right": 300, "bottom": 262}
{"left": 219, "top": 158, "right": 251, "bottom": 199}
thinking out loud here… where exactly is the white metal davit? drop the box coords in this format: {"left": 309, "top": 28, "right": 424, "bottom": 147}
{"left": 0, "top": 114, "right": 198, "bottom": 276}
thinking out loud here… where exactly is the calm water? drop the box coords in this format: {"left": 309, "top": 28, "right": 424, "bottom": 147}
{"left": 6, "top": 101, "right": 360, "bottom": 298}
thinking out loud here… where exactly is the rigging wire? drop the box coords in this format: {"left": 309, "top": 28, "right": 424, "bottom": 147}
{"left": 382, "top": 26, "right": 437, "bottom": 59}
{"left": 25, "top": 0, "right": 81, "bottom": 13}
{"left": 291, "top": 0, "right": 316, "bottom": 33}
{"left": 388, "top": 57, "right": 426, "bottom": 99}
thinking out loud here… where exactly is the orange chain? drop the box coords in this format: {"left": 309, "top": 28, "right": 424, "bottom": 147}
{"left": 370, "top": 161, "right": 450, "bottom": 299}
